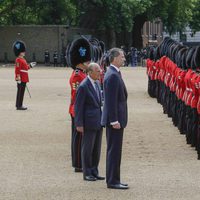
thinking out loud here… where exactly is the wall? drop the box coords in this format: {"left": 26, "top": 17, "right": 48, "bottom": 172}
{"left": 0, "top": 25, "right": 95, "bottom": 63}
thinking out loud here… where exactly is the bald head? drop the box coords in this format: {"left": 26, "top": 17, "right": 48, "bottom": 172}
{"left": 88, "top": 62, "right": 101, "bottom": 81}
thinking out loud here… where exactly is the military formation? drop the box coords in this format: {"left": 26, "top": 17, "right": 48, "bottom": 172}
{"left": 146, "top": 37, "right": 200, "bottom": 159}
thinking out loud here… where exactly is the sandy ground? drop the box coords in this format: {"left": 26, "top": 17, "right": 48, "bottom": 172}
{"left": 0, "top": 65, "right": 200, "bottom": 200}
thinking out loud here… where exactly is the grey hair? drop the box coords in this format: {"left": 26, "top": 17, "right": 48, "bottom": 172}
{"left": 87, "top": 62, "right": 100, "bottom": 72}
{"left": 109, "top": 48, "right": 123, "bottom": 63}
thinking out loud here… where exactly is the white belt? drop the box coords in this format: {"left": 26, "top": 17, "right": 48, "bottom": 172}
{"left": 20, "top": 70, "right": 28, "bottom": 73}
{"left": 186, "top": 87, "right": 192, "bottom": 92}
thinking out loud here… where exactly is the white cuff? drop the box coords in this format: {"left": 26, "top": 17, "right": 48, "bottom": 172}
{"left": 110, "top": 121, "right": 119, "bottom": 125}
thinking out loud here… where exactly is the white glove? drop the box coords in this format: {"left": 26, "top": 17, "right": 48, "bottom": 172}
{"left": 30, "top": 62, "right": 37, "bottom": 68}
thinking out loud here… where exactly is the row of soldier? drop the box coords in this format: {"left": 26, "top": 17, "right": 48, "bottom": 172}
{"left": 146, "top": 37, "right": 200, "bottom": 159}
{"left": 44, "top": 50, "right": 63, "bottom": 67}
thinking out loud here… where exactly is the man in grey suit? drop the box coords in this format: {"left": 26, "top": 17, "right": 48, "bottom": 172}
{"left": 101, "top": 48, "right": 129, "bottom": 189}
{"left": 75, "top": 63, "right": 105, "bottom": 181}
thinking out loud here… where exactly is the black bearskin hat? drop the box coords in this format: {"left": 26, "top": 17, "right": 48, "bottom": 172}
{"left": 13, "top": 40, "right": 26, "bottom": 57}
{"left": 192, "top": 46, "right": 200, "bottom": 69}
{"left": 65, "top": 42, "right": 72, "bottom": 67}
{"left": 68, "top": 38, "right": 92, "bottom": 69}
{"left": 99, "top": 41, "right": 105, "bottom": 53}
{"left": 186, "top": 47, "right": 196, "bottom": 69}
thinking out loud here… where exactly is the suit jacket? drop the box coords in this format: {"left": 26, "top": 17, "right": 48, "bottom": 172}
{"left": 101, "top": 66, "right": 128, "bottom": 128}
{"left": 75, "top": 77, "right": 102, "bottom": 130}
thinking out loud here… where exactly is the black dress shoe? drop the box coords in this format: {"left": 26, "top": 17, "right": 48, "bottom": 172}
{"left": 16, "top": 106, "right": 27, "bottom": 110}
{"left": 84, "top": 175, "right": 97, "bottom": 181}
{"left": 120, "top": 182, "right": 128, "bottom": 186}
{"left": 93, "top": 175, "right": 105, "bottom": 180}
{"left": 107, "top": 183, "right": 129, "bottom": 190}
{"left": 74, "top": 168, "right": 83, "bottom": 172}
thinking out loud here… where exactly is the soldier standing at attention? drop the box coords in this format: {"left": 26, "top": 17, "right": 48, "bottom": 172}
{"left": 67, "top": 38, "right": 92, "bottom": 172}
{"left": 53, "top": 51, "right": 58, "bottom": 67}
{"left": 13, "top": 40, "right": 36, "bottom": 110}
{"left": 44, "top": 49, "right": 50, "bottom": 66}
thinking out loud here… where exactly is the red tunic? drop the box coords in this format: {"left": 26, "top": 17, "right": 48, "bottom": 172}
{"left": 169, "top": 61, "right": 177, "bottom": 92}
{"left": 69, "top": 68, "right": 87, "bottom": 117}
{"left": 146, "top": 58, "right": 154, "bottom": 78}
{"left": 158, "top": 56, "right": 166, "bottom": 81}
{"left": 15, "top": 57, "right": 30, "bottom": 82}
{"left": 164, "top": 57, "right": 171, "bottom": 87}
{"left": 196, "top": 75, "right": 200, "bottom": 114}
{"left": 190, "top": 72, "right": 199, "bottom": 108}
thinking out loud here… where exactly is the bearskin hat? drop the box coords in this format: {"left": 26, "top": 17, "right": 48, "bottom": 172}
{"left": 192, "top": 46, "right": 200, "bottom": 69}
{"left": 176, "top": 47, "right": 188, "bottom": 69}
{"left": 68, "top": 37, "right": 92, "bottom": 69}
{"left": 13, "top": 40, "right": 26, "bottom": 57}
{"left": 89, "top": 37, "right": 101, "bottom": 62}
{"left": 186, "top": 47, "right": 196, "bottom": 69}
{"left": 99, "top": 41, "right": 105, "bottom": 54}
{"left": 160, "top": 37, "right": 175, "bottom": 57}
{"left": 65, "top": 42, "right": 72, "bottom": 67}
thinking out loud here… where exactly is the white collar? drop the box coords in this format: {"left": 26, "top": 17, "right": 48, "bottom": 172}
{"left": 88, "top": 75, "right": 96, "bottom": 89}
{"left": 110, "top": 64, "right": 120, "bottom": 72}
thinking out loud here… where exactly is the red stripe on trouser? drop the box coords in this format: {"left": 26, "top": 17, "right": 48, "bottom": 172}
{"left": 77, "top": 134, "right": 82, "bottom": 168}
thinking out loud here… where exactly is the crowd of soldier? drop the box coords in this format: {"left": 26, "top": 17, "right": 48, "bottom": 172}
{"left": 146, "top": 37, "right": 200, "bottom": 159}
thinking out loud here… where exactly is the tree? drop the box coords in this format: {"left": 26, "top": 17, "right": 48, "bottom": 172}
{"left": 0, "top": 0, "right": 199, "bottom": 48}
{"left": 75, "top": 0, "right": 196, "bottom": 48}
{"left": 0, "top": 0, "right": 76, "bottom": 25}
{"left": 131, "top": 0, "right": 194, "bottom": 48}
{"left": 189, "top": 0, "right": 200, "bottom": 34}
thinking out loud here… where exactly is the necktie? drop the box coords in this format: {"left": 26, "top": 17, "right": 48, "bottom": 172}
{"left": 94, "top": 81, "right": 100, "bottom": 101}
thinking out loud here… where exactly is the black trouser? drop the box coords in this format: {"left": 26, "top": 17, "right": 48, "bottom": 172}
{"left": 82, "top": 128, "right": 103, "bottom": 177}
{"left": 106, "top": 126, "right": 124, "bottom": 185}
{"left": 71, "top": 115, "right": 82, "bottom": 169}
{"left": 16, "top": 82, "right": 26, "bottom": 108}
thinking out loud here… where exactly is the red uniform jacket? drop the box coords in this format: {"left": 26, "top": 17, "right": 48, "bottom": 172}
{"left": 69, "top": 68, "right": 87, "bottom": 117}
{"left": 15, "top": 57, "right": 30, "bottom": 82}
{"left": 196, "top": 75, "right": 200, "bottom": 114}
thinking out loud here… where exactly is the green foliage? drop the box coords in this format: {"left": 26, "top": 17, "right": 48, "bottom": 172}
{"left": 0, "top": 0, "right": 76, "bottom": 25}
{"left": 0, "top": 0, "right": 199, "bottom": 37}
{"left": 189, "top": 0, "right": 200, "bottom": 33}
{"left": 160, "top": 0, "right": 193, "bottom": 35}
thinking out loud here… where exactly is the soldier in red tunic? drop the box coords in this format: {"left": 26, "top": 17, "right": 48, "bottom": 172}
{"left": 67, "top": 38, "right": 92, "bottom": 172}
{"left": 13, "top": 40, "right": 36, "bottom": 110}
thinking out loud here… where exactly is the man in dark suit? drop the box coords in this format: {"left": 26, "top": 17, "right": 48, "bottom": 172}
{"left": 75, "top": 63, "right": 105, "bottom": 181}
{"left": 101, "top": 48, "right": 129, "bottom": 189}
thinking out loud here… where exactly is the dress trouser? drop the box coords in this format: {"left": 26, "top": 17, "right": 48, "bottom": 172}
{"left": 16, "top": 82, "right": 26, "bottom": 108}
{"left": 71, "top": 115, "right": 82, "bottom": 169}
{"left": 81, "top": 128, "right": 103, "bottom": 177}
{"left": 106, "top": 126, "right": 124, "bottom": 185}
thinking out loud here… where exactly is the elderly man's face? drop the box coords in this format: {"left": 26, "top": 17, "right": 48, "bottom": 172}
{"left": 90, "top": 64, "right": 101, "bottom": 80}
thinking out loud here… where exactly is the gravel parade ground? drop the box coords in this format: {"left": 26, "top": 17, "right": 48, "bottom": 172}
{"left": 1, "top": 65, "right": 200, "bottom": 200}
